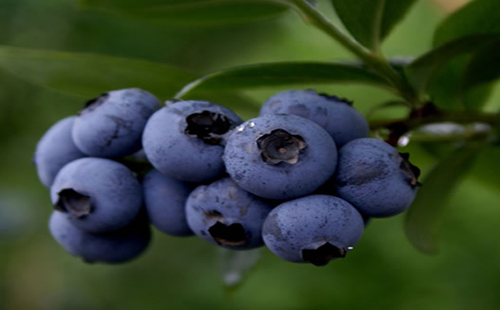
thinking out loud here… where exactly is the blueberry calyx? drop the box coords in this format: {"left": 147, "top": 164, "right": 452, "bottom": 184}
{"left": 399, "top": 153, "right": 422, "bottom": 188}
{"left": 81, "top": 93, "right": 109, "bottom": 114}
{"left": 55, "top": 188, "right": 92, "bottom": 218}
{"left": 302, "top": 243, "right": 347, "bottom": 266}
{"left": 185, "top": 111, "right": 232, "bottom": 145}
{"left": 208, "top": 221, "right": 248, "bottom": 246}
{"left": 257, "top": 129, "right": 306, "bottom": 165}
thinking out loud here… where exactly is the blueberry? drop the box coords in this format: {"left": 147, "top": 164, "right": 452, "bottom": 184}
{"left": 260, "top": 90, "right": 369, "bottom": 147}
{"left": 50, "top": 158, "right": 143, "bottom": 233}
{"left": 334, "top": 138, "right": 421, "bottom": 217}
{"left": 223, "top": 114, "right": 337, "bottom": 200}
{"left": 72, "top": 88, "right": 161, "bottom": 158}
{"left": 185, "top": 177, "right": 274, "bottom": 250}
{"left": 142, "top": 169, "right": 193, "bottom": 237}
{"left": 142, "top": 100, "right": 243, "bottom": 182}
{"left": 34, "top": 116, "right": 86, "bottom": 188}
{"left": 262, "top": 195, "right": 364, "bottom": 266}
{"left": 49, "top": 211, "right": 150, "bottom": 264}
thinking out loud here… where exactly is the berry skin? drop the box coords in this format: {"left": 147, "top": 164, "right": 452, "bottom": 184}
{"left": 334, "top": 138, "right": 421, "bottom": 217}
{"left": 142, "top": 169, "right": 193, "bottom": 237}
{"left": 262, "top": 195, "right": 364, "bottom": 266}
{"left": 260, "top": 90, "right": 369, "bottom": 147}
{"left": 223, "top": 114, "right": 337, "bottom": 200}
{"left": 34, "top": 116, "right": 85, "bottom": 188}
{"left": 142, "top": 100, "right": 243, "bottom": 183}
{"left": 49, "top": 211, "right": 150, "bottom": 264}
{"left": 185, "top": 177, "right": 274, "bottom": 250}
{"left": 50, "top": 158, "right": 143, "bottom": 233}
{"left": 72, "top": 88, "right": 161, "bottom": 158}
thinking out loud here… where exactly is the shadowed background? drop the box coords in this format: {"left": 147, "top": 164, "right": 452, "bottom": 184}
{"left": 0, "top": 0, "right": 499, "bottom": 309}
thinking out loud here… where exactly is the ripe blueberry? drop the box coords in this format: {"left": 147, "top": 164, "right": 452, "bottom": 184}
{"left": 185, "top": 177, "right": 274, "bottom": 250}
{"left": 260, "top": 90, "right": 369, "bottom": 147}
{"left": 49, "top": 211, "right": 150, "bottom": 264}
{"left": 262, "top": 195, "right": 364, "bottom": 266}
{"left": 50, "top": 157, "right": 143, "bottom": 233}
{"left": 34, "top": 116, "right": 85, "bottom": 188}
{"left": 72, "top": 88, "right": 161, "bottom": 158}
{"left": 334, "top": 138, "right": 421, "bottom": 217}
{"left": 142, "top": 169, "right": 193, "bottom": 237}
{"left": 142, "top": 100, "right": 243, "bottom": 182}
{"left": 223, "top": 114, "right": 337, "bottom": 200}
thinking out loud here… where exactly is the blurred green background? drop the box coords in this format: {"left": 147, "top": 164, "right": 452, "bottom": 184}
{"left": 1, "top": 0, "right": 499, "bottom": 309}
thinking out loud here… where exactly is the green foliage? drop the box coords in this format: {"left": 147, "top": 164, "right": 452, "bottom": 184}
{"left": 405, "top": 142, "right": 487, "bottom": 254}
{"left": 0, "top": 0, "right": 499, "bottom": 301}
{"left": 433, "top": 0, "right": 500, "bottom": 46}
{"left": 405, "top": 35, "right": 498, "bottom": 104}
{"left": 0, "top": 46, "right": 192, "bottom": 99}
{"left": 176, "top": 62, "right": 394, "bottom": 98}
{"left": 462, "top": 39, "right": 500, "bottom": 95}
{"left": 425, "top": 56, "right": 494, "bottom": 111}
{"left": 426, "top": 0, "right": 500, "bottom": 111}
{"left": 80, "top": 0, "right": 289, "bottom": 26}
{"left": 331, "top": 0, "right": 417, "bottom": 51}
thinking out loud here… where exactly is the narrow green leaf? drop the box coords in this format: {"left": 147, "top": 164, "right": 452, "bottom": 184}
{"left": 0, "top": 46, "right": 193, "bottom": 99}
{"left": 176, "top": 62, "right": 394, "bottom": 98}
{"left": 405, "top": 142, "right": 486, "bottom": 254}
{"left": 80, "top": 0, "right": 288, "bottom": 26}
{"left": 433, "top": 0, "right": 500, "bottom": 47}
{"left": 218, "top": 247, "right": 262, "bottom": 290}
{"left": 405, "top": 35, "right": 498, "bottom": 97}
{"left": 331, "top": 0, "right": 417, "bottom": 50}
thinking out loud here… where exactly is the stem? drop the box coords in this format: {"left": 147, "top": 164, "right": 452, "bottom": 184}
{"left": 288, "top": 0, "right": 420, "bottom": 104}
{"left": 289, "top": 0, "right": 372, "bottom": 65}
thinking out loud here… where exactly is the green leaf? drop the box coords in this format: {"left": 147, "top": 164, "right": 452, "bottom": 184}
{"left": 405, "top": 35, "right": 499, "bottom": 98}
{"left": 433, "top": 0, "right": 500, "bottom": 47}
{"left": 80, "top": 0, "right": 289, "bottom": 26}
{"left": 461, "top": 38, "right": 500, "bottom": 95}
{"left": 426, "top": 56, "right": 494, "bottom": 111}
{"left": 405, "top": 142, "right": 486, "bottom": 254}
{"left": 428, "top": 0, "right": 500, "bottom": 110}
{"left": 0, "top": 46, "right": 193, "bottom": 99}
{"left": 176, "top": 62, "right": 394, "bottom": 98}
{"left": 217, "top": 247, "right": 262, "bottom": 290}
{"left": 331, "top": 0, "right": 417, "bottom": 50}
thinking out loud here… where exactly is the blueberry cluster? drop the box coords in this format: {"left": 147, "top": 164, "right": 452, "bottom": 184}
{"left": 35, "top": 88, "right": 420, "bottom": 266}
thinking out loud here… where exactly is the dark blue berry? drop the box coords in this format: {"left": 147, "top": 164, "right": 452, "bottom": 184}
{"left": 50, "top": 158, "right": 143, "bottom": 233}
{"left": 334, "top": 138, "right": 420, "bottom": 217}
{"left": 49, "top": 211, "right": 150, "bottom": 264}
{"left": 34, "top": 116, "right": 85, "bottom": 187}
{"left": 72, "top": 88, "right": 161, "bottom": 158}
{"left": 142, "top": 169, "right": 193, "bottom": 237}
{"left": 185, "top": 178, "right": 274, "bottom": 250}
{"left": 142, "top": 100, "right": 243, "bottom": 182}
{"left": 223, "top": 114, "right": 337, "bottom": 200}
{"left": 260, "top": 90, "right": 369, "bottom": 147}
{"left": 262, "top": 195, "right": 364, "bottom": 266}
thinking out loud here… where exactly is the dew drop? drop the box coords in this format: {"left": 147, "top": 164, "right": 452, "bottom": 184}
{"left": 397, "top": 133, "right": 411, "bottom": 147}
